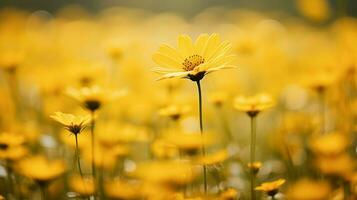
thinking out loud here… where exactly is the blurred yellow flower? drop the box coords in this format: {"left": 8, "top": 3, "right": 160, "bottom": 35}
{"left": 247, "top": 161, "right": 262, "bottom": 174}
{"left": 151, "top": 139, "right": 178, "bottom": 159}
{"left": 196, "top": 149, "right": 229, "bottom": 165}
{"left": 105, "top": 179, "right": 141, "bottom": 200}
{"left": 315, "top": 154, "right": 355, "bottom": 179}
{"left": 310, "top": 132, "right": 348, "bottom": 156}
{"left": 16, "top": 155, "right": 66, "bottom": 183}
{"left": 0, "top": 132, "right": 27, "bottom": 161}
{"left": 208, "top": 92, "right": 229, "bottom": 107}
{"left": 286, "top": 179, "right": 331, "bottom": 200}
{"left": 163, "top": 131, "right": 215, "bottom": 155}
{"left": 234, "top": 94, "right": 275, "bottom": 117}
{"left": 158, "top": 104, "right": 190, "bottom": 121}
{"left": 67, "top": 85, "right": 126, "bottom": 112}
{"left": 0, "top": 145, "right": 27, "bottom": 161}
{"left": 131, "top": 160, "right": 196, "bottom": 185}
{"left": 0, "top": 132, "right": 25, "bottom": 147}
{"left": 0, "top": 52, "right": 23, "bottom": 73}
{"left": 255, "top": 179, "right": 285, "bottom": 197}
{"left": 69, "top": 175, "right": 95, "bottom": 197}
{"left": 50, "top": 111, "right": 90, "bottom": 135}
{"left": 303, "top": 72, "right": 337, "bottom": 93}
{"left": 296, "top": 0, "right": 330, "bottom": 22}
{"left": 152, "top": 33, "right": 237, "bottom": 81}
{"left": 219, "top": 188, "right": 239, "bottom": 200}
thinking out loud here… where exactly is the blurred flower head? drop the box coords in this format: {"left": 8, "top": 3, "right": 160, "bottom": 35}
{"left": 286, "top": 178, "right": 331, "bottom": 200}
{"left": 67, "top": 85, "right": 127, "bottom": 111}
{"left": 16, "top": 155, "right": 66, "bottom": 183}
{"left": 69, "top": 175, "right": 95, "bottom": 197}
{"left": 234, "top": 93, "right": 275, "bottom": 117}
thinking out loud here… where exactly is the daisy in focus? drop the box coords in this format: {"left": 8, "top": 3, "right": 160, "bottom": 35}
{"left": 50, "top": 112, "right": 91, "bottom": 135}
{"left": 152, "top": 33, "right": 237, "bottom": 81}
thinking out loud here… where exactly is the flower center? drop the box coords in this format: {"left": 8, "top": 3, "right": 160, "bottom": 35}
{"left": 182, "top": 55, "right": 205, "bottom": 71}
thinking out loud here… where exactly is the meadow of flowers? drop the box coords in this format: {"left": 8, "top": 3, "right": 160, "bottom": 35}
{"left": 0, "top": 1, "right": 356, "bottom": 200}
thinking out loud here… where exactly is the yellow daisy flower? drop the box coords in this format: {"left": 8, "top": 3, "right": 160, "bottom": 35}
{"left": 152, "top": 33, "right": 237, "bottom": 81}
{"left": 255, "top": 179, "right": 285, "bottom": 197}
{"left": 50, "top": 112, "right": 90, "bottom": 135}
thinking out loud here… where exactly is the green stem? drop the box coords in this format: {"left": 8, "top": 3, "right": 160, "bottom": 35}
{"left": 5, "top": 161, "right": 13, "bottom": 199}
{"left": 196, "top": 81, "right": 207, "bottom": 194}
{"left": 75, "top": 134, "right": 84, "bottom": 178}
{"left": 343, "top": 180, "right": 351, "bottom": 200}
{"left": 90, "top": 111, "right": 97, "bottom": 200}
{"left": 40, "top": 184, "right": 46, "bottom": 200}
{"left": 319, "top": 91, "right": 326, "bottom": 134}
{"left": 338, "top": 0, "right": 348, "bottom": 17}
{"left": 250, "top": 116, "right": 257, "bottom": 200}
{"left": 218, "top": 107, "right": 233, "bottom": 142}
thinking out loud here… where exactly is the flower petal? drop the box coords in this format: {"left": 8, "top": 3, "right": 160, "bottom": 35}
{"left": 202, "top": 33, "right": 220, "bottom": 59}
{"left": 157, "top": 44, "right": 183, "bottom": 62}
{"left": 177, "top": 35, "right": 194, "bottom": 58}
{"left": 156, "top": 71, "right": 190, "bottom": 81}
{"left": 194, "top": 34, "right": 209, "bottom": 56}
{"left": 152, "top": 53, "right": 182, "bottom": 69}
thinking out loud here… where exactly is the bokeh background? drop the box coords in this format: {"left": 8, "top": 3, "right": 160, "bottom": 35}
{"left": 0, "top": 0, "right": 356, "bottom": 200}
{"left": 1, "top": 0, "right": 356, "bottom": 17}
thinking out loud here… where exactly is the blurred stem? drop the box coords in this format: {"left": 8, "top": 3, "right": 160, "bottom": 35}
{"left": 90, "top": 111, "right": 97, "bottom": 200}
{"left": 318, "top": 91, "right": 326, "bottom": 134}
{"left": 283, "top": 142, "right": 297, "bottom": 180}
{"left": 217, "top": 107, "right": 234, "bottom": 142}
{"left": 196, "top": 81, "right": 207, "bottom": 194}
{"left": 343, "top": 180, "right": 351, "bottom": 200}
{"left": 250, "top": 116, "right": 257, "bottom": 200}
{"left": 7, "top": 71, "right": 21, "bottom": 120}
{"left": 338, "top": 0, "right": 348, "bottom": 17}
{"left": 39, "top": 184, "right": 46, "bottom": 200}
{"left": 5, "top": 161, "right": 14, "bottom": 200}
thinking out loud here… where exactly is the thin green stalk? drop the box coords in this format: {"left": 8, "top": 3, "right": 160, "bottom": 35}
{"left": 218, "top": 107, "right": 233, "bottom": 142}
{"left": 40, "top": 184, "right": 46, "bottom": 200}
{"left": 75, "top": 134, "right": 91, "bottom": 200}
{"left": 319, "top": 91, "right": 326, "bottom": 134}
{"left": 196, "top": 81, "right": 207, "bottom": 194}
{"left": 250, "top": 116, "right": 257, "bottom": 200}
{"left": 75, "top": 134, "right": 84, "bottom": 178}
{"left": 90, "top": 111, "right": 97, "bottom": 200}
{"left": 5, "top": 161, "right": 13, "bottom": 200}
{"left": 343, "top": 180, "right": 351, "bottom": 200}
